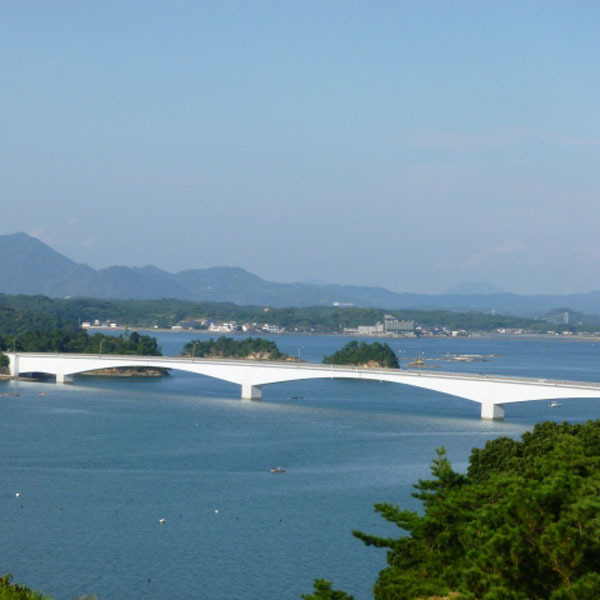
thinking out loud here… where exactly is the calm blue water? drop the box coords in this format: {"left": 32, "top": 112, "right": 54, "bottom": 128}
{"left": 2, "top": 333, "right": 600, "bottom": 599}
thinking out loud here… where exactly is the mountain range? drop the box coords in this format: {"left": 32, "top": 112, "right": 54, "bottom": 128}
{"left": 1, "top": 232, "right": 600, "bottom": 317}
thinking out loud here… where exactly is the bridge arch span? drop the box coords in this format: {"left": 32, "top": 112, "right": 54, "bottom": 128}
{"left": 8, "top": 352, "right": 600, "bottom": 421}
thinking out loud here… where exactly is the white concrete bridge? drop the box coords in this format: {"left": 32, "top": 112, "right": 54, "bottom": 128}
{"left": 7, "top": 351, "right": 600, "bottom": 420}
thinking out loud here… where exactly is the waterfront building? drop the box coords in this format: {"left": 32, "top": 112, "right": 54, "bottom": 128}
{"left": 383, "top": 316, "right": 415, "bottom": 335}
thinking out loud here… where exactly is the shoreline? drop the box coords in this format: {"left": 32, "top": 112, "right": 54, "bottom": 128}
{"left": 84, "top": 327, "right": 600, "bottom": 343}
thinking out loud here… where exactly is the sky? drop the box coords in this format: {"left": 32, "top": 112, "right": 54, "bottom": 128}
{"left": 1, "top": 1, "right": 599, "bottom": 295}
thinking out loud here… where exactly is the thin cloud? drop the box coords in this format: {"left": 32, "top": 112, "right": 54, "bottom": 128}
{"left": 29, "top": 226, "right": 45, "bottom": 239}
{"left": 398, "top": 126, "right": 595, "bottom": 152}
{"left": 565, "top": 137, "right": 600, "bottom": 147}
{"left": 83, "top": 236, "right": 99, "bottom": 248}
{"left": 462, "top": 240, "right": 528, "bottom": 269}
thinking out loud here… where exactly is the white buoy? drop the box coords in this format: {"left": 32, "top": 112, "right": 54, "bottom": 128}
{"left": 15, "top": 492, "right": 20, "bottom": 498}
{"left": 159, "top": 518, "right": 166, "bottom": 524}
{"left": 214, "top": 509, "right": 219, "bottom": 514}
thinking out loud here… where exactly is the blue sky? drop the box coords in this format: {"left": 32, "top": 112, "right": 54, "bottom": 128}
{"left": 1, "top": 1, "right": 599, "bottom": 294}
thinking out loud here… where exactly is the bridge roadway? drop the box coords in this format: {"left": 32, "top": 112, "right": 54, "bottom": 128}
{"left": 7, "top": 351, "right": 600, "bottom": 420}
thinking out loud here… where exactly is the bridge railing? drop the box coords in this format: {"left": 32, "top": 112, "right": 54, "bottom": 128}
{"left": 9, "top": 352, "right": 600, "bottom": 390}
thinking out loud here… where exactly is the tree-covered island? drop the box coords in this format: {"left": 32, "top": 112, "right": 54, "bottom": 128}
{"left": 0, "top": 304, "right": 163, "bottom": 377}
{"left": 182, "top": 336, "right": 292, "bottom": 360}
{"left": 322, "top": 340, "right": 399, "bottom": 368}
{"left": 0, "top": 328, "right": 160, "bottom": 356}
{"left": 0, "top": 303, "right": 161, "bottom": 355}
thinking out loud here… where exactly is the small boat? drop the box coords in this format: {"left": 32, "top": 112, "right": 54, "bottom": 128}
{"left": 270, "top": 467, "right": 285, "bottom": 473}
{"left": 549, "top": 401, "right": 562, "bottom": 408}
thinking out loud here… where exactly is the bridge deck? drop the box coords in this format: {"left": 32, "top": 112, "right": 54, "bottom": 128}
{"left": 10, "top": 352, "right": 600, "bottom": 389}
{"left": 7, "top": 352, "right": 600, "bottom": 420}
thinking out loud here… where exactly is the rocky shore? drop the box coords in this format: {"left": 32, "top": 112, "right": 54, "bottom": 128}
{"left": 79, "top": 367, "right": 168, "bottom": 377}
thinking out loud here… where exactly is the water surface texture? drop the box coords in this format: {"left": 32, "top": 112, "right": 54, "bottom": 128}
{"left": 2, "top": 333, "right": 600, "bottom": 599}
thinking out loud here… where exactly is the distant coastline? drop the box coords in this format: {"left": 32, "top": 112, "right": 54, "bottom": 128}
{"left": 84, "top": 327, "right": 600, "bottom": 343}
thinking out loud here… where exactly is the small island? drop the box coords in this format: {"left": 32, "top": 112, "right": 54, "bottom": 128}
{"left": 0, "top": 329, "right": 166, "bottom": 378}
{"left": 322, "top": 340, "right": 399, "bottom": 368}
{"left": 80, "top": 367, "right": 168, "bottom": 378}
{"left": 182, "top": 336, "right": 292, "bottom": 361}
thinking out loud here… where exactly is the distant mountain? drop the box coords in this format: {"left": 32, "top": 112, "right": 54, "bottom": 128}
{"left": 446, "top": 281, "right": 505, "bottom": 295}
{"left": 0, "top": 232, "right": 96, "bottom": 296}
{"left": 1, "top": 232, "right": 600, "bottom": 317}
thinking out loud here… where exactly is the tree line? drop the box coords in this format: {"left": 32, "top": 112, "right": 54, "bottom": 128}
{"left": 0, "top": 303, "right": 161, "bottom": 356}
{"left": 0, "top": 329, "right": 161, "bottom": 356}
{"left": 0, "top": 293, "right": 554, "bottom": 333}
{"left": 0, "top": 303, "right": 161, "bottom": 359}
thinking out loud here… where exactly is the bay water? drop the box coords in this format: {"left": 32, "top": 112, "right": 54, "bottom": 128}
{"left": 2, "top": 333, "right": 600, "bottom": 599}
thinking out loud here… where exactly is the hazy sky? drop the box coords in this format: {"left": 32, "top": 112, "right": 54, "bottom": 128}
{"left": 2, "top": 1, "right": 599, "bottom": 294}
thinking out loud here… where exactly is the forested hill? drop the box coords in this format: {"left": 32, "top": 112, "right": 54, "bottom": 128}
{"left": 0, "top": 294, "right": 551, "bottom": 333}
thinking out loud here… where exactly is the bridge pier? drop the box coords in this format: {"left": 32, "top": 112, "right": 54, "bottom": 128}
{"left": 241, "top": 384, "right": 262, "bottom": 400}
{"left": 9, "top": 353, "right": 600, "bottom": 420}
{"left": 481, "top": 403, "right": 504, "bottom": 420}
{"left": 7, "top": 353, "right": 18, "bottom": 378}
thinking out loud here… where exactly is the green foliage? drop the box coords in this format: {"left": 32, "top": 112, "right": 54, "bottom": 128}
{"left": 0, "top": 351, "right": 8, "bottom": 368}
{"left": 182, "top": 336, "right": 287, "bottom": 360}
{"left": 0, "top": 304, "right": 79, "bottom": 338}
{"left": 5, "top": 330, "right": 161, "bottom": 356}
{"left": 0, "top": 298, "right": 161, "bottom": 356}
{"left": 0, "top": 293, "right": 549, "bottom": 333}
{"left": 83, "top": 331, "right": 162, "bottom": 356}
{"left": 301, "top": 579, "right": 355, "bottom": 599}
{"left": 0, "top": 574, "right": 52, "bottom": 600}
{"left": 0, "top": 307, "right": 162, "bottom": 357}
{"left": 322, "top": 340, "right": 399, "bottom": 368}
{"left": 348, "top": 421, "right": 600, "bottom": 600}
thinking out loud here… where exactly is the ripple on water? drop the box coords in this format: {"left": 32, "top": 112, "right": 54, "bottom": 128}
{"left": 2, "top": 334, "right": 600, "bottom": 599}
